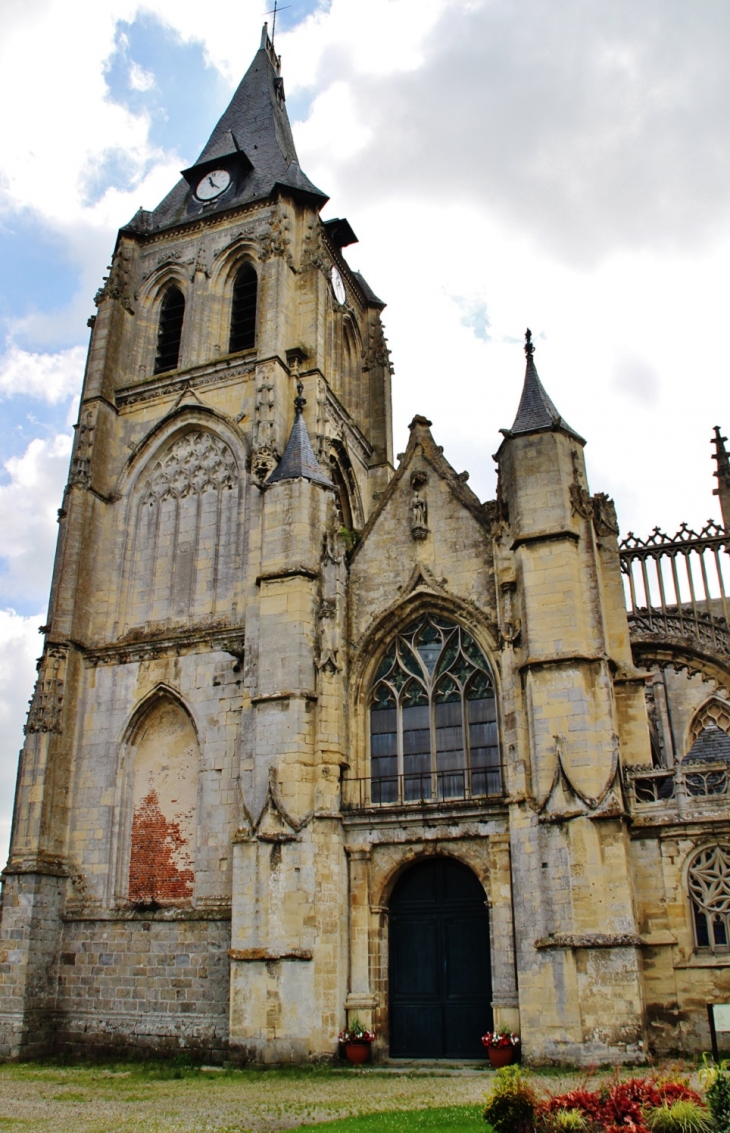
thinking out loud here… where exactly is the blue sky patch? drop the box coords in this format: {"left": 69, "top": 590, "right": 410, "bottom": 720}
{"left": 105, "top": 14, "right": 230, "bottom": 167}
{"left": 0, "top": 214, "right": 81, "bottom": 335}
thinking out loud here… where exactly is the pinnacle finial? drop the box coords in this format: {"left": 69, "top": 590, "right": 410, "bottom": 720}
{"left": 525, "top": 328, "right": 535, "bottom": 359}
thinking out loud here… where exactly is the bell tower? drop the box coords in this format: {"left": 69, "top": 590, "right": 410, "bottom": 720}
{"left": 0, "top": 25, "right": 393, "bottom": 1060}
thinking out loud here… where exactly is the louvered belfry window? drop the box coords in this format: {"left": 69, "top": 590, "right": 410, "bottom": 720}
{"left": 154, "top": 286, "right": 185, "bottom": 374}
{"left": 229, "top": 263, "right": 257, "bottom": 353}
{"left": 369, "top": 616, "right": 501, "bottom": 805}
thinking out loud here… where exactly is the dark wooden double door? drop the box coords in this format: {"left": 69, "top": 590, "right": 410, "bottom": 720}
{"left": 389, "top": 858, "right": 492, "bottom": 1059}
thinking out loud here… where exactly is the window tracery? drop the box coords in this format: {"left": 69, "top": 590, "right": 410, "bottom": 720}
{"left": 690, "top": 698, "right": 730, "bottom": 744}
{"left": 369, "top": 615, "right": 500, "bottom": 804}
{"left": 140, "top": 431, "right": 236, "bottom": 504}
{"left": 688, "top": 843, "right": 730, "bottom": 951}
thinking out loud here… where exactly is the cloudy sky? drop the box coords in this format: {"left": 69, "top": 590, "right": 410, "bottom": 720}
{"left": 1, "top": 0, "right": 729, "bottom": 863}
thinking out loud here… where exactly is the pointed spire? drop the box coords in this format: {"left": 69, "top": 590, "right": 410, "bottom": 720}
{"left": 509, "top": 329, "right": 582, "bottom": 440}
{"left": 140, "top": 26, "right": 327, "bottom": 233}
{"left": 266, "top": 364, "right": 334, "bottom": 489}
{"left": 712, "top": 425, "right": 730, "bottom": 528}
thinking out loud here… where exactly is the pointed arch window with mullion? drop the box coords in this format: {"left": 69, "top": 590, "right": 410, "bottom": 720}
{"left": 370, "top": 616, "right": 501, "bottom": 805}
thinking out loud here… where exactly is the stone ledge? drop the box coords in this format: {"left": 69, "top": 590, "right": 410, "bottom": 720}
{"left": 535, "top": 932, "right": 641, "bottom": 950}
{"left": 228, "top": 948, "right": 312, "bottom": 962}
{"left": 256, "top": 566, "right": 319, "bottom": 585}
{"left": 511, "top": 528, "right": 580, "bottom": 550}
{"left": 62, "top": 906, "right": 231, "bottom": 922}
{"left": 250, "top": 690, "right": 318, "bottom": 704}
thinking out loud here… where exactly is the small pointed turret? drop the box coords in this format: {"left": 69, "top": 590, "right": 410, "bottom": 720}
{"left": 135, "top": 25, "right": 327, "bottom": 233}
{"left": 266, "top": 370, "right": 334, "bottom": 488}
{"left": 509, "top": 330, "right": 582, "bottom": 441}
{"left": 712, "top": 425, "right": 730, "bottom": 528}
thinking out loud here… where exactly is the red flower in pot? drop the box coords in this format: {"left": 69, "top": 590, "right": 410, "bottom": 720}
{"left": 481, "top": 1030, "right": 520, "bottom": 1068}
{"left": 338, "top": 1017, "right": 376, "bottom": 1065}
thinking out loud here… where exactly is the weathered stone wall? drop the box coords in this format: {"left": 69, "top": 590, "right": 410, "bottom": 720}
{"left": 54, "top": 916, "right": 230, "bottom": 1057}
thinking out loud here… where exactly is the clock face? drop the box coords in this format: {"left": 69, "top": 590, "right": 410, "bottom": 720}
{"left": 331, "top": 266, "right": 346, "bottom": 305}
{"left": 196, "top": 169, "right": 232, "bottom": 201}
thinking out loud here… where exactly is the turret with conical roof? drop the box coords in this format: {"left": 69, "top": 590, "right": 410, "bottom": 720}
{"left": 496, "top": 332, "right": 649, "bottom": 1061}
{"left": 508, "top": 329, "right": 583, "bottom": 441}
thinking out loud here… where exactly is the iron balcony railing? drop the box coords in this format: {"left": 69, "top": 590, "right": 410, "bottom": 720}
{"left": 619, "top": 521, "right": 730, "bottom": 660}
{"left": 341, "top": 766, "right": 503, "bottom": 811}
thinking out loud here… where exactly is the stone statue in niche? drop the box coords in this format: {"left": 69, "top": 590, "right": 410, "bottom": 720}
{"left": 410, "top": 470, "right": 429, "bottom": 540}
{"left": 317, "top": 599, "right": 341, "bottom": 673}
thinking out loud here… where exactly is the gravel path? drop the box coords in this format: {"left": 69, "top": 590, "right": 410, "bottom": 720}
{"left": 0, "top": 1063, "right": 700, "bottom": 1133}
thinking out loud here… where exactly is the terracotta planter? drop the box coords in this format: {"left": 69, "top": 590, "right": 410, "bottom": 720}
{"left": 344, "top": 1041, "right": 371, "bottom": 1065}
{"left": 486, "top": 1045, "right": 515, "bottom": 1068}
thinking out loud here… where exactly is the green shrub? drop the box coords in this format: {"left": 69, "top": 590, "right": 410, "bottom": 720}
{"left": 645, "top": 1099, "right": 713, "bottom": 1133}
{"left": 483, "top": 1064, "right": 539, "bottom": 1133}
{"left": 705, "top": 1066, "right": 730, "bottom": 1133}
{"left": 542, "top": 1108, "right": 589, "bottom": 1132}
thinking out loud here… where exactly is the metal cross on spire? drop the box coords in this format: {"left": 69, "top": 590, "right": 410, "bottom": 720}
{"left": 264, "top": 0, "right": 291, "bottom": 43}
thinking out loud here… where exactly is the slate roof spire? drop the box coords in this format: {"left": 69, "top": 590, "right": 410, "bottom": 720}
{"left": 266, "top": 365, "right": 334, "bottom": 489}
{"left": 509, "top": 329, "right": 582, "bottom": 440}
{"left": 134, "top": 25, "right": 327, "bottom": 233}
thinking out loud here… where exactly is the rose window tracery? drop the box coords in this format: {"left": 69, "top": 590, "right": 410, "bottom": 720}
{"left": 369, "top": 615, "right": 500, "bottom": 805}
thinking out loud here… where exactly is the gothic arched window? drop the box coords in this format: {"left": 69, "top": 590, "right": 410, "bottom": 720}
{"left": 688, "top": 844, "right": 730, "bottom": 951}
{"left": 369, "top": 615, "right": 500, "bottom": 805}
{"left": 229, "top": 263, "right": 257, "bottom": 353}
{"left": 154, "top": 286, "right": 185, "bottom": 374}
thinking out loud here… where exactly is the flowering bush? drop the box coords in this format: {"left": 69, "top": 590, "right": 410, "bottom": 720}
{"left": 537, "top": 1075, "right": 705, "bottom": 1133}
{"left": 337, "top": 1015, "right": 375, "bottom": 1044}
{"left": 482, "top": 1030, "right": 521, "bottom": 1049}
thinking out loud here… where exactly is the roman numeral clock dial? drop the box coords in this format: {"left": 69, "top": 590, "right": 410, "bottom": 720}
{"left": 195, "top": 169, "right": 232, "bottom": 201}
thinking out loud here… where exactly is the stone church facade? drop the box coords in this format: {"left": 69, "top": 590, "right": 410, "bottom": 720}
{"left": 2, "top": 27, "right": 730, "bottom": 1064}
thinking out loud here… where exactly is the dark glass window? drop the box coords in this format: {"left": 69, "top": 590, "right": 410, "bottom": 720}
{"left": 229, "top": 263, "right": 257, "bottom": 353}
{"left": 369, "top": 616, "right": 501, "bottom": 805}
{"left": 154, "top": 286, "right": 185, "bottom": 374}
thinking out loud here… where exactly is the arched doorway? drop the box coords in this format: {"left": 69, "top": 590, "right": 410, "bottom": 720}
{"left": 389, "top": 857, "right": 492, "bottom": 1058}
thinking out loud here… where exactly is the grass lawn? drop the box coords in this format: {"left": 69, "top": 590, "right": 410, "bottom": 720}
{"left": 292, "top": 1105, "right": 484, "bottom": 1131}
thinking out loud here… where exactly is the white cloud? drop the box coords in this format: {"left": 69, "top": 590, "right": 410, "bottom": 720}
{"left": 0, "top": 434, "right": 72, "bottom": 608}
{"left": 0, "top": 608, "right": 44, "bottom": 869}
{"left": 0, "top": 345, "right": 86, "bottom": 404}
{"left": 128, "top": 61, "right": 155, "bottom": 92}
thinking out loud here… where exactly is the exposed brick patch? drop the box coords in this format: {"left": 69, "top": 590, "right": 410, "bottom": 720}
{"left": 129, "top": 789, "right": 194, "bottom": 902}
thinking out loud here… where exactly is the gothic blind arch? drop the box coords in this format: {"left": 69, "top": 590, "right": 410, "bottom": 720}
{"left": 154, "top": 285, "right": 185, "bottom": 374}
{"left": 228, "top": 262, "right": 258, "bottom": 354}
{"left": 122, "top": 429, "right": 241, "bottom": 631}
{"left": 341, "top": 317, "right": 359, "bottom": 408}
{"left": 687, "top": 843, "right": 730, "bottom": 952}
{"left": 369, "top": 614, "right": 501, "bottom": 805}
{"left": 126, "top": 693, "right": 200, "bottom": 905}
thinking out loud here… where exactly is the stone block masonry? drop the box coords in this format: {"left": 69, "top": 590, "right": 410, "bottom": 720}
{"left": 53, "top": 917, "right": 231, "bottom": 1057}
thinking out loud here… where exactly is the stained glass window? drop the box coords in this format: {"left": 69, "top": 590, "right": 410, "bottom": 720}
{"left": 688, "top": 844, "right": 730, "bottom": 952}
{"left": 369, "top": 615, "right": 501, "bottom": 804}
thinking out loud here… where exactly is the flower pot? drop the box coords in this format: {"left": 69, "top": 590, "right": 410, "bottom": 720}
{"left": 487, "top": 1046, "right": 515, "bottom": 1069}
{"left": 344, "top": 1041, "right": 371, "bottom": 1065}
